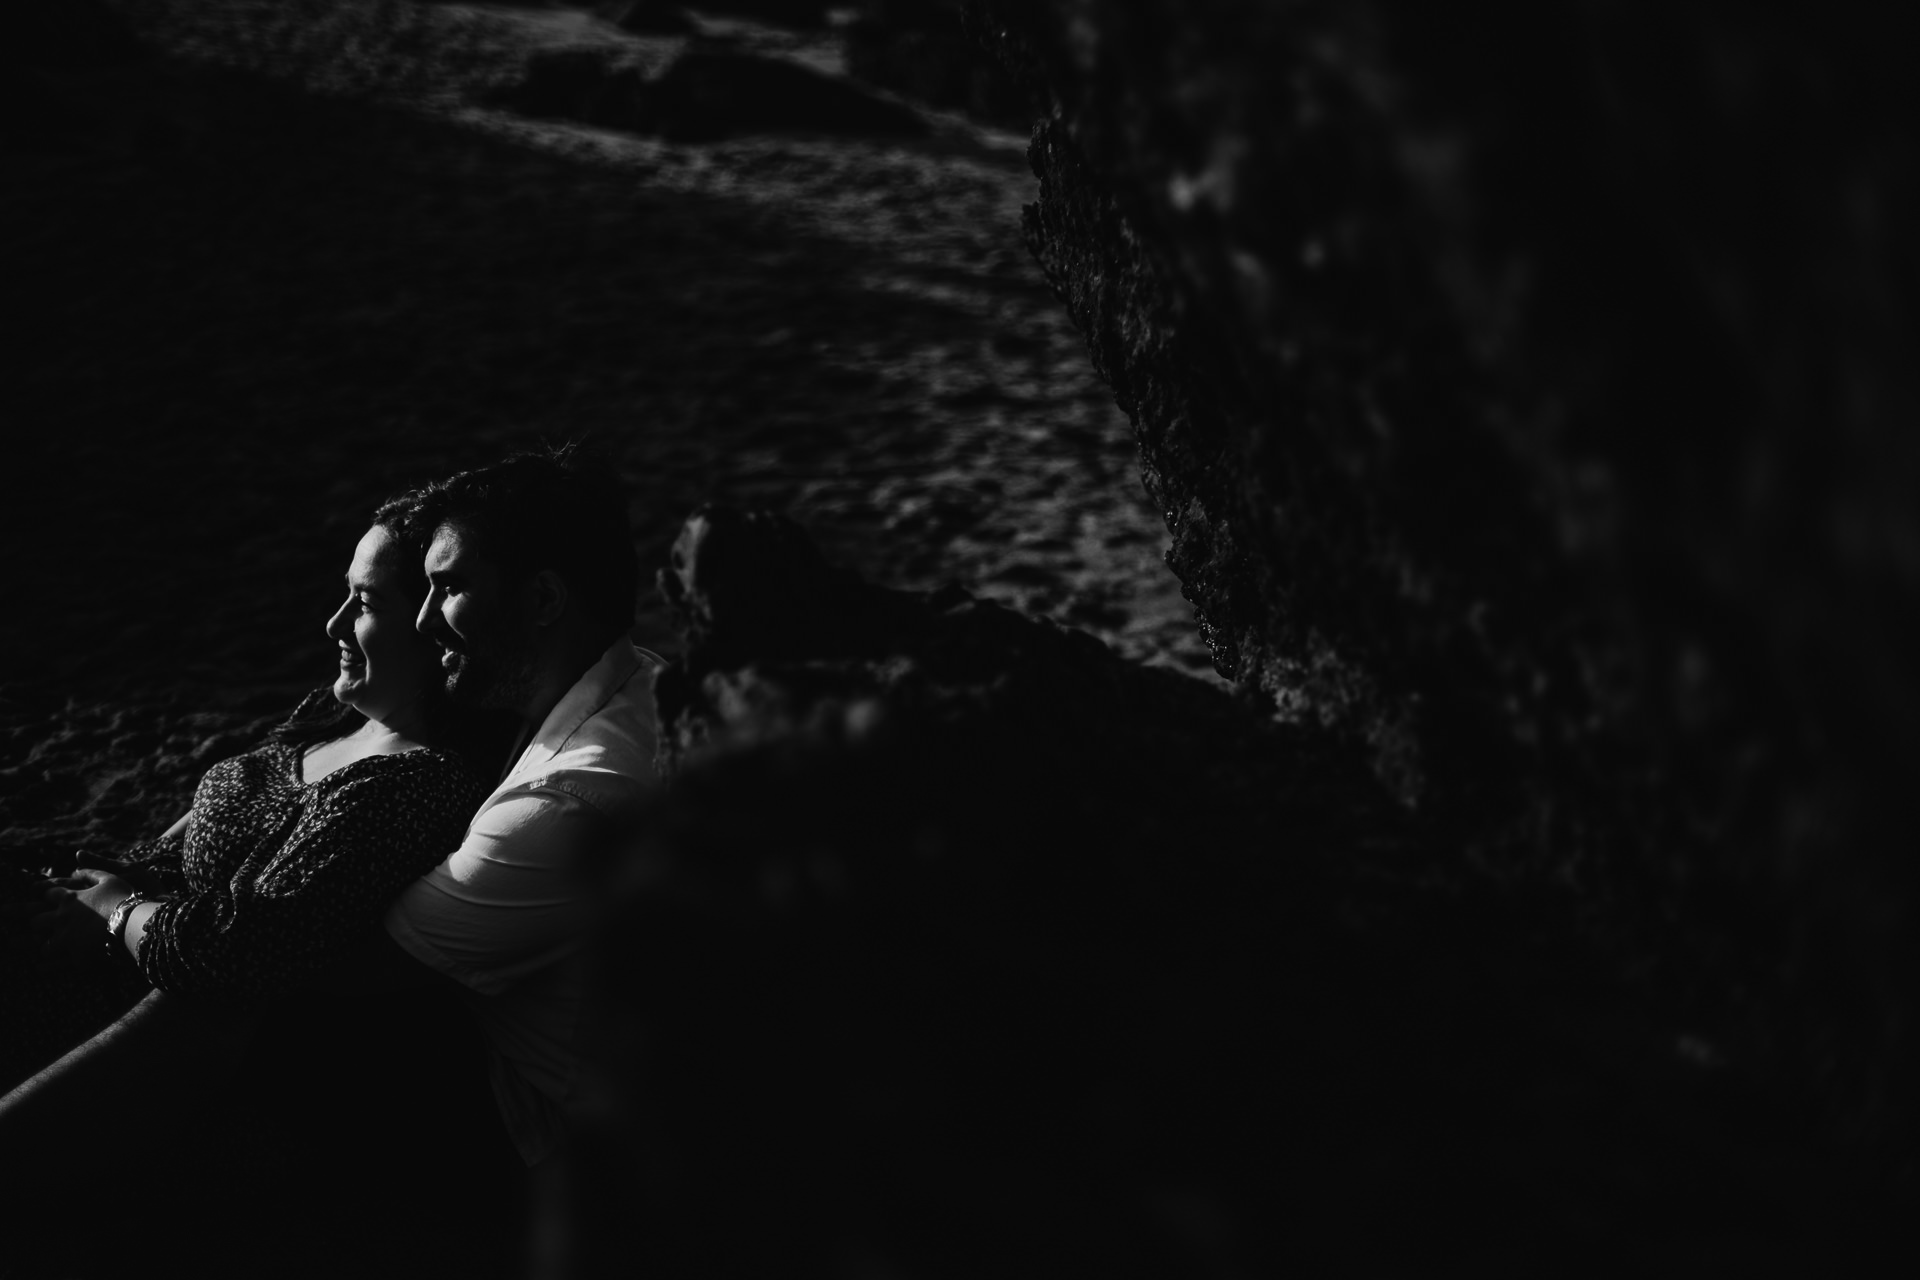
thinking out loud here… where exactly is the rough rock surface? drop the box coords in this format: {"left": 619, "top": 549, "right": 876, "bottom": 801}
{"left": 974, "top": 0, "right": 1919, "bottom": 1148}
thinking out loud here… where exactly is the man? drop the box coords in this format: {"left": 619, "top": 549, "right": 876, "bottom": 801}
{"left": 382, "top": 445, "right": 663, "bottom": 1167}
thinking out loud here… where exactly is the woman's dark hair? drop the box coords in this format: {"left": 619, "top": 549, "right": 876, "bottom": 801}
{"left": 264, "top": 493, "right": 439, "bottom": 752}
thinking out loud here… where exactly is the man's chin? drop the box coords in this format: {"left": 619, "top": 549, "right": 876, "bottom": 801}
{"left": 440, "top": 655, "right": 481, "bottom": 700}
{"left": 443, "top": 656, "right": 529, "bottom": 712}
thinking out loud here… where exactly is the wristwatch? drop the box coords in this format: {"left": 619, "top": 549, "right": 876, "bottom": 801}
{"left": 105, "top": 892, "right": 149, "bottom": 961}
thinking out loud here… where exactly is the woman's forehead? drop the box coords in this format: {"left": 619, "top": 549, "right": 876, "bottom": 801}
{"left": 349, "top": 525, "right": 417, "bottom": 588}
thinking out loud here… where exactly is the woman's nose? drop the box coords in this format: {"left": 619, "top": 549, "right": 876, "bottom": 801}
{"left": 325, "top": 597, "right": 353, "bottom": 641}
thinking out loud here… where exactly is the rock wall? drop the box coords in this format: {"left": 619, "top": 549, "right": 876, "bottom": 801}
{"left": 972, "top": 1, "right": 1919, "bottom": 1142}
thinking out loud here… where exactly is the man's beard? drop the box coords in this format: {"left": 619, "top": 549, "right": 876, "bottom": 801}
{"left": 441, "top": 643, "right": 538, "bottom": 712}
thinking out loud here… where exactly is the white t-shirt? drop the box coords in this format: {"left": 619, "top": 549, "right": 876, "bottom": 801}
{"left": 384, "top": 638, "right": 661, "bottom": 1165}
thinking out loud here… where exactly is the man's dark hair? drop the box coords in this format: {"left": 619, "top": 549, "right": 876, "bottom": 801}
{"left": 399, "top": 443, "right": 639, "bottom": 641}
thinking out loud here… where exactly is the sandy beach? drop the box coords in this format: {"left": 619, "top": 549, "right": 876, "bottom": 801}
{"left": 2, "top": 3, "right": 1211, "bottom": 876}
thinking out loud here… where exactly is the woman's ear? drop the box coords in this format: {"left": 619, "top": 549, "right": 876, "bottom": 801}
{"left": 531, "top": 569, "right": 569, "bottom": 628}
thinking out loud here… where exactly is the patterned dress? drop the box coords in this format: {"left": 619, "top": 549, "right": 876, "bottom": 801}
{"left": 0, "top": 698, "right": 489, "bottom": 1091}
{"left": 129, "top": 720, "right": 489, "bottom": 1002}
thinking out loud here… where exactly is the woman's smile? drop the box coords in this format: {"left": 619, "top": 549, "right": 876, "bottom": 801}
{"left": 324, "top": 525, "right": 443, "bottom": 723}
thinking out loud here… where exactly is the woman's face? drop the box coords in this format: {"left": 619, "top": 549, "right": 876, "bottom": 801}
{"left": 324, "top": 525, "right": 440, "bottom": 726}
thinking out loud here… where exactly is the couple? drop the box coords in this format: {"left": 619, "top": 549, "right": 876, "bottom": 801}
{"left": 4, "top": 445, "right": 660, "bottom": 1184}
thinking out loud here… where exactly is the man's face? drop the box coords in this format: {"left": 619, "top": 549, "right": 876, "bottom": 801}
{"left": 417, "top": 522, "right": 540, "bottom": 712}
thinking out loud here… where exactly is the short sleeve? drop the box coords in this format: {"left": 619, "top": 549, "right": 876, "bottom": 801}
{"left": 382, "top": 788, "right": 618, "bottom": 995}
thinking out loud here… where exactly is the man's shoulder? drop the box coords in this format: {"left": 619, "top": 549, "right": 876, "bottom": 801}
{"left": 516, "top": 647, "right": 661, "bottom": 815}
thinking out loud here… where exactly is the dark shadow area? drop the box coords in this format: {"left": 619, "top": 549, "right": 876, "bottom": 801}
{"left": 556, "top": 509, "right": 1905, "bottom": 1277}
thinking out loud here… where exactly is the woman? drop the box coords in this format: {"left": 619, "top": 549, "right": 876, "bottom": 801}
{"left": 2, "top": 494, "right": 502, "bottom": 1080}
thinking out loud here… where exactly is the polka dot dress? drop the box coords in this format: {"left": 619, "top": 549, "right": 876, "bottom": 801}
{"left": 136, "top": 718, "right": 488, "bottom": 1003}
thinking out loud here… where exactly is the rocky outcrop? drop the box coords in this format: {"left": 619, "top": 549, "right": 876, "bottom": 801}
{"left": 972, "top": 1, "right": 1919, "bottom": 1144}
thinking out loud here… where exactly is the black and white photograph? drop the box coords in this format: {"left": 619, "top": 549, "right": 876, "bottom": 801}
{"left": 2, "top": 2, "right": 1914, "bottom": 1275}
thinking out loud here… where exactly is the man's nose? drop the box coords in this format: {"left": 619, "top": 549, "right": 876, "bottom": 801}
{"left": 415, "top": 589, "right": 441, "bottom": 636}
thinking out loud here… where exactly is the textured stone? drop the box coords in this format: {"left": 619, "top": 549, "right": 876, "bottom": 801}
{"left": 972, "top": 0, "right": 1920, "bottom": 1143}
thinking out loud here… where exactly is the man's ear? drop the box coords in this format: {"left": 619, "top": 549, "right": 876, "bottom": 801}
{"left": 530, "top": 569, "right": 569, "bottom": 628}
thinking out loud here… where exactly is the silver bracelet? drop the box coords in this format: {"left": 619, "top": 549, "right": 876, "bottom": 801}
{"left": 105, "top": 892, "right": 149, "bottom": 960}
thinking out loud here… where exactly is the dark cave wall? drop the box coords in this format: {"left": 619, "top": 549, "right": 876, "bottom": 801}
{"left": 974, "top": 0, "right": 1919, "bottom": 1134}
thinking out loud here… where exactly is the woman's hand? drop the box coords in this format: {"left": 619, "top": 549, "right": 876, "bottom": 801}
{"left": 23, "top": 870, "right": 134, "bottom": 973}
{"left": 73, "top": 852, "right": 167, "bottom": 897}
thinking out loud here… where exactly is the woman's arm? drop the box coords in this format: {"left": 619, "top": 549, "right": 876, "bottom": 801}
{"left": 135, "top": 758, "right": 481, "bottom": 1002}
{"left": 122, "top": 897, "right": 162, "bottom": 960}
{"left": 66, "top": 813, "right": 193, "bottom": 893}
{"left": 21, "top": 869, "right": 149, "bottom": 973}
{"left": 24, "top": 801, "right": 194, "bottom": 961}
